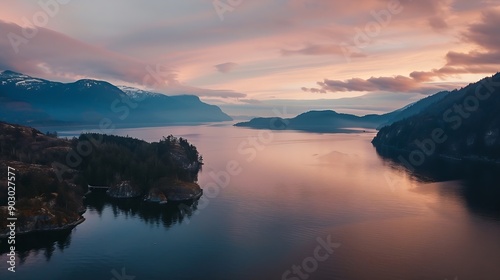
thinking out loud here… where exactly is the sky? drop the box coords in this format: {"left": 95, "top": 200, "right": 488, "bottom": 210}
{"left": 0, "top": 0, "right": 499, "bottom": 116}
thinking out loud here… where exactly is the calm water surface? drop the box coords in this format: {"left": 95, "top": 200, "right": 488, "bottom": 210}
{"left": 2, "top": 123, "right": 500, "bottom": 280}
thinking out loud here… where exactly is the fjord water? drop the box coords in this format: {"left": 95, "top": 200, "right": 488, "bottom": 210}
{"left": 2, "top": 124, "right": 500, "bottom": 280}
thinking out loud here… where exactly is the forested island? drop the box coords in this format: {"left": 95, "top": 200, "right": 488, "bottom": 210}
{"left": 0, "top": 121, "right": 203, "bottom": 238}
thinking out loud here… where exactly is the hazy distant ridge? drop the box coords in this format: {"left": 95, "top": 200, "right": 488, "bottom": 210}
{"left": 234, "top": 88, "right": 455, "bottom": 132}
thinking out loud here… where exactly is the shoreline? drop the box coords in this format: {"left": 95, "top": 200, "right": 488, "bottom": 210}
{"left": 0, "top": 216, "right": 85, "bottom": 239}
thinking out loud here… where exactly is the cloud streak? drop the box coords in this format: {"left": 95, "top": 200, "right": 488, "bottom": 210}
{"left": 303, "top": 75, "right": 452, "bottom": 94}
{"left": 281, "top": 44, "right": 366, "bottom": 58}
{"left": 215, "top": 62, "right": 238, "bottom": 73}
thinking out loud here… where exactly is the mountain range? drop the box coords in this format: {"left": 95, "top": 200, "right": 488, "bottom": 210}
{"left": 0, "top": 70, "right": 232, "bottom": 127}
{"left": 234, "top": 89, "right": 454, "bottom": 133}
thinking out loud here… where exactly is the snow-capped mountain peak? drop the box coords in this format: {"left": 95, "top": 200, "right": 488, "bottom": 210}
{"left": 117, "top": 86, "right": 162, "bottom": 99}
{"left": 0, "top": 71, "right": 45, "bottom": 90}
{"left": 74, "top": 79, "right": 104, "bottom": 88}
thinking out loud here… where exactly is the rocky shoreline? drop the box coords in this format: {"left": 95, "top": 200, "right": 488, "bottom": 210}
{"left": 0, "top": 215, "right": 85, "bottom": 239}
{"left": 0, "top": 181, "right": 205, "bottom": 238}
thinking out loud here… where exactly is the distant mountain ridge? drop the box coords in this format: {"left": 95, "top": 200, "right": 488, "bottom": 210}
{"left": 235, "top": 110, "right": 384, "bottom": 133}
{"left": 0, "top": 71, "right": 232, "bottom": 127}
{"left": 234, "top": 89, "right": 455, "bottom": 132}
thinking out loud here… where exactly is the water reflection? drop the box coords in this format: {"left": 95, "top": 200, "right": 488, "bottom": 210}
{"left": 0, "top": 230, "right": 72, "bottom": 263}
{"left": 0, "top": 193, "right": 198, "bottom": 261}
{"left": 375, "top": 147, "right": 500, "bottom": 219}
{"left": 84, "top": 192, "right": 199, "bottom": 228}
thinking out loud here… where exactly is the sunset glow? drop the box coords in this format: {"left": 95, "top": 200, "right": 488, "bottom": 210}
{"left": 1, "top": 0, "right": 499, "bottom": 113}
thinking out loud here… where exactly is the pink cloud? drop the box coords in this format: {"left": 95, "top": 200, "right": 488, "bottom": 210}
{"left": 0, "top": 20, "right": 246, "bottom": 99}
{"left": 304, "top": 75, "right": 451, "bottom": 94}
{"left": 0, "top": 20, "right": 168, "bottom": 86}
{"left": 304, "top": 7, "right": 500, "bottom": 95}
{"left": 408, "top": 9, "right": 500, "bottom": 82}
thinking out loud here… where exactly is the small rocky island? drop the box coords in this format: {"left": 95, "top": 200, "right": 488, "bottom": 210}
{"left": 0, "top": 122, "right": 203, "bottom": 238}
